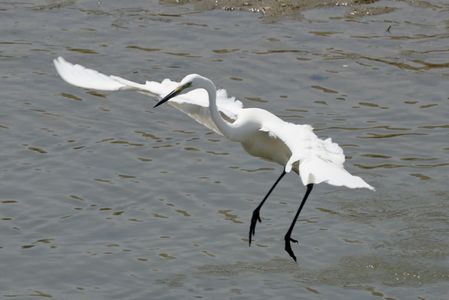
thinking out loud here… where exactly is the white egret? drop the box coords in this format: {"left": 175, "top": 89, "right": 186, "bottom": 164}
{"left": 54, "top": 57, "right": 374, "bottom": 261}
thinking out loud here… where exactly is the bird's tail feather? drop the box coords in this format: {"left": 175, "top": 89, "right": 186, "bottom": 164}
{"left": 299, "top": 157, "right": 374, "bottom": 190}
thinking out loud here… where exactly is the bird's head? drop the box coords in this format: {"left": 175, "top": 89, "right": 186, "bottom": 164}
{"left": 154, "top": 74, "right": 207, "bottom": 108}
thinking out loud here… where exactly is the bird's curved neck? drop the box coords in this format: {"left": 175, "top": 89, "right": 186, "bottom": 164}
{"left": 200, "top": 77, "right": 237, "bottom": 140}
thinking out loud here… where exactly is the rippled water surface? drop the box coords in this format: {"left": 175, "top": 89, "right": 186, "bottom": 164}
{"left": 1, "top": 0, "right": 449, "bottom": 299}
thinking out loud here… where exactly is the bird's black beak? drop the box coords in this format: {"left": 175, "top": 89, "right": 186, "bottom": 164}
{"left": 154, "top": 82, "right": 191, "bottom": 108}
{"left": 154, "top": 87, "right": 181, "bottom": 108}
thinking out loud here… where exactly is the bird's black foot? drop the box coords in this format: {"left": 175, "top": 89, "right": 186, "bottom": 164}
{"left": 284, "top": 233, "right": 298, "bottom": 262}
{"left": 249, "top": 208, "right": 262, "bottom": 246}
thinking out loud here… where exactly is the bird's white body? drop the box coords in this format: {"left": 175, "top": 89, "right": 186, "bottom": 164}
{"left": 53, "top": 57, "right": 373, "bottom": 191}
{"left": 238, "top": 109, "right": 293, "bottom": 168}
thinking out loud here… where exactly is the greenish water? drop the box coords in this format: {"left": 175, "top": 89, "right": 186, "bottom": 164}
{"left": 1, "top": 0, "right": 448, "bottom": 299}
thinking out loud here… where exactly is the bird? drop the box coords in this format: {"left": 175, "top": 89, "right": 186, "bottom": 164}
{"left": 53, "top": 56, "right": 374, "bottom": 261}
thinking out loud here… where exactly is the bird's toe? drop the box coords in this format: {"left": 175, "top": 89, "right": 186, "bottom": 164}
{"left": 290, "top": 237, "right": 298, "bottom": 244}
{"left": 249, "top": 208, "right": 262, "bottom": 246}
{"left": 284, "top": 234, "right": 298, "bottom": 262}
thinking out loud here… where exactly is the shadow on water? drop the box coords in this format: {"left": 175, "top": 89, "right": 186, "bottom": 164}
{"left": 196, "top": 254, "right": 449, "bottom": 287}
{"left": 194, "top": 188, "right": 449, "bottom": 281}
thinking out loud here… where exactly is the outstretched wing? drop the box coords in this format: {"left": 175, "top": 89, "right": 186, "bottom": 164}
{"left": 259, "top": 115, "right": 374, "bottom": 190}
{"left": 53, "top": 57, "right": 243, "bottom": 135}
{"left": 54, "top": 57, "right": 372, "bottom": 190}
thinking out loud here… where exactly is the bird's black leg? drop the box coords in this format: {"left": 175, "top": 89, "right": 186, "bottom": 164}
{"left": 284, "top": 184, "right": 314, "bottom": 262}
{"left": 249, "top": 170, "right": 286, "bottom": 246}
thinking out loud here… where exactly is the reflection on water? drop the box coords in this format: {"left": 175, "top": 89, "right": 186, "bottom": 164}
{"left": 1, "top": 0, "right": 449, "bottom": 299}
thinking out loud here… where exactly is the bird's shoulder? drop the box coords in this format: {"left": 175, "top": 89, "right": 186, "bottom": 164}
{"left": 236, "top": 107, "right": 282, "bottom": 124}
{"left": 236, "top": 108, "right": 312, "bottom": 133}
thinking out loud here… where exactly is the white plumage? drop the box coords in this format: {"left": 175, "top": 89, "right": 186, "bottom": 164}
{"left": 53, "top": 57, "right": 373, "bottom": 190}
{"left": 53, "top": 56, "right": 374, "bottom": 261}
